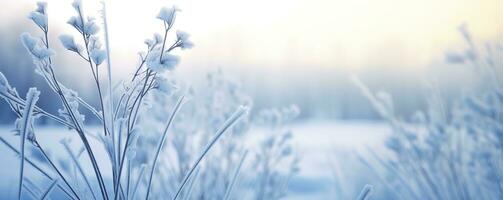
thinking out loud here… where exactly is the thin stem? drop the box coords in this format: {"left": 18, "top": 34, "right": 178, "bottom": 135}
{"left": 74, "top": 95, "right": 104, "bottom": 121}
{"left": 36, "top": 142, "right": 81, "bottom": 199}
{"left": 23, "top": 184, "right": 39, "bottom": 199}
{"left": 129, "top": 71, "right": 153, "bottom": 131}
{"left": 182, "top": 167, "right": 201, "bottom": 200}
{"left": 62, "top": 141, "right": 98, "bottom": 200}
{"left": 114, "top": 71, "right": 154, "bottom": 200}
{"left": 0, "top": 137, "right": 75, "bottom": 200}
{"left": 126, "top": 161, "right": 131, "bottom": 200}
{"left": 356, "top": 184, "right": 373, "bottom": 200}
{"left": 172, "top": 106, "right": 248, "bottom": 200}
{"left": 40, "top": 179, "right": 58, "bottom": 200}
{"left": 132, "top": 47, "right": 153, "bottom": 82}
{"left": 101, "top": 1, "right": 115, "bottom": 146}
{"left": 223, "top": 150, "right": 248, "bottom": 200}
{"left": 145, "top": 96, "right": 186, "bottom": 200}
{"left": 50, "top": 55, "right": 109, "bottom": 200}
{"left": 18, "top": 88, "right": 39, "bottom": 200}
{"left": 80, "top": 129, "right": 110, "bottom": 200}
{"left": 75, "top": 9, "right": 110, "bottom": 199}
{"left": 24, "top": 6, "right": 107, "bottom": 200}
{"left": 158, "top": 27, "right": 170, "bottom": 62}
{"left": 0, "top": 91, "right": 75, "bottom": 128}
{"left": 131, "top": 165, "right": 146, "bottom": 200}
{"left": 41, "top": 18, "right": 109, "bottom": 199}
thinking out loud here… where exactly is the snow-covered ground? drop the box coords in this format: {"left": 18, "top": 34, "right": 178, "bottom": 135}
{"left": 285, "top": 121, "right": 390, "bottom": 199}
{"left": 0, "top": 121, "right": 390, "bottom": 199}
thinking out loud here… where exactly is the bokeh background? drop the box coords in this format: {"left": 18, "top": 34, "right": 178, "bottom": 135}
{"left": 2, "top": 0, "right": 502, "bottom": 122}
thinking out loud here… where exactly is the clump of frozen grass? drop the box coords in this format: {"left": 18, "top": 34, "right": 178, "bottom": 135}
{"left": 0, "top": 1, "right": 257, "bottom": 200}
{"left": 136, "top": 70, "right": 252, "bottom": 199}
{"left": 355, "top": 24, "right": 503, "bottom": 200}
{"left": 251, "top": 105, "right": 301, "bottom": 200}
{"left": 137, "top": 70, "right": 301, "bottom": 200}
{"left": 172, "top": 105, "right": 249, "bottom": 200}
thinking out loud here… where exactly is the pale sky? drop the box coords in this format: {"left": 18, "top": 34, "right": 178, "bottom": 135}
{"left": 1, "top": 0, "right": 502, "bottom": 72}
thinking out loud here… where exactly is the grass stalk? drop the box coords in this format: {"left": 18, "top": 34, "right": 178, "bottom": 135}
{"left": 36, "top": 142, "right": 81, "bottom": 199}
{"left": 224, "top": 150, "right": 248, "bottom": 200}
{"left": 356, "top": 184, "right": 373, "bottom": 200}
{"left": 62, "top": 140, "right": 98, "bottom": 200}
{"left": 182, "top": 166, "right": 201, "bottom": 200}
{"left": 172, "top": 106, "right": 248, "bottom": 200}
{"left": 17, "top": 88, "right": 40, "bottom": 200}
{"left": 145, "top": 96, "right": 186, "bottom": 199}
{"left": 40, "top": 179, "right": 58, "bottom": 200}
{"left": 0, "top": 137, "right": 76, "bottom": 200}
{"left": 131, "top": 165, "right": 146, "bottom": 200}
{"left": 23, "top": 184, "right": 38, "bottom": 200}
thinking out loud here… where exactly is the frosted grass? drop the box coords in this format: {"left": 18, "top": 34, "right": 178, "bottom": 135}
{"left": 355, "top": 25, "right": 503, "bottom": 200}
{"left": 17, "top": 88, "right": 40, "bottom": 200}
{"left": 0, "top": 1, "right": 307, "bottom": 200}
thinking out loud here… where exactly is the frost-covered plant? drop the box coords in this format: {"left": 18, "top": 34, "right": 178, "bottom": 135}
{"left": 355, "top": 25, "right": 503, "bottom": 200}
{"left": 16, "top": 88, "right": 41, "bottom": 200}
{"left": 0, "top": 1, "right": 250, "bottom": 200}
{"left": 251, "top": 105, "right": 300, "bottom": 200}
{"left": 131, "top": 69, "right": 249, "bottom": 199}
{"left": 136, "top": 70, "right": 301, "bottom": 200}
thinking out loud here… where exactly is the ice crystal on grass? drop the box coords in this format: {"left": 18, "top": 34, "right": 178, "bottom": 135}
{"left": 36, "top": 2, "right": 47, "bottom": 14}
{"left": 17, "top": 88, "right": 40, "bottom": 200}
{"left": 59, "top": 34, "right": 82, "bottom": 53}
{"left": 89, "top": 36, "right": 102, "bottom": 51}
{"left": 27, "top": 2, "right": 48, "bottom": 32}
{"left": 144, "top": 33, "right": 163, "bottom": 48}
{"left": 71, "top": 0, "right": 82, "bottom": 12}
{"left": 67, "top": 16, "right": 84, "bottom": 33}
{"left": 157, "top": 6, "right": 180, "bottom": 26}
{"left": 90, "top": 49, "right": 107, "bottom": 66}
{"left": 147, "top": 51, "right": 180, "bottom": 72}
{"left": 83, "top": 17, "right": 100, "bottom": 36}
{"left": 20, "top": 33, "right": 54, "bottom": 60}
{"left": 29, "top": 11, "right": 47, "bottom": 31}
{"left": 176, "top": 31, "right": 194, "bottom": 49}
{"left": 58, "top": 87, "right": 85, "bottom": 127}
{"left": 0, "top": 72, "right": 10, "bottom": 93}
{"left": 14, "top": 114, "right": 40, "bottom": 145}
